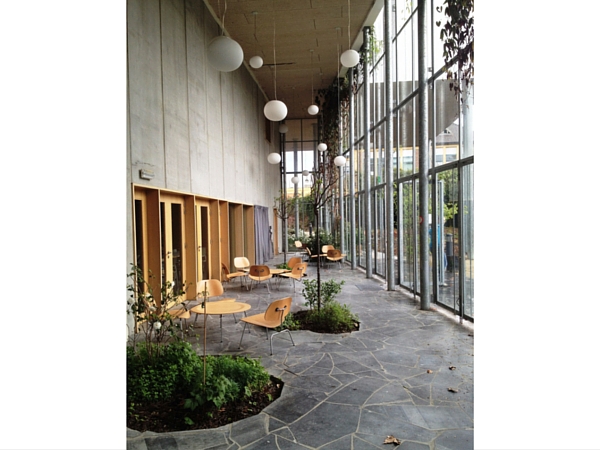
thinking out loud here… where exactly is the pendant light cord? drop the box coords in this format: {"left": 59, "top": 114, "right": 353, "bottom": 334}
{"left": 273, "top": 1, "right": 277, "bottom": 99}
{"left": 347, "top": 0, "right": 351, "bottom": 49}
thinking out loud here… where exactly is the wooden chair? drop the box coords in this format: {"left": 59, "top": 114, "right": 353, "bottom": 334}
{"left": 287, "top": 256, "right": 302, "bottom": 269}
{"left": 294, "top": 240, "right": 307, "bottom": 257}
{"left": 234, "top": 256, "right": 251, "bottom": 273}
{"left": 248, "top": 265, "right": 273, "bottom": 293}
{"left": 221, "top": 262, "right": 248, "bottom": 290}
{"left": 279, "top": 262, "right": 308, "bottom": 293}
{"left": 326, "top": 249, "right": 345, "bottom": 269}
{"left": 192, "top": 279, "right": 238, "bottom": 326}
{"left": 238, "top": 297, "right": 295, "bottom": 355}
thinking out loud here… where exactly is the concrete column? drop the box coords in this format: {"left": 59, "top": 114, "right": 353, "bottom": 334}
{"left": 384, "top": 0, "right": 395, "bottom": 291}
{"left": 363, "top": 26, "right": 372, "bottom": 278}
{"left": 418, "top": 0, "right": 430, "bottom": 309}
{"left": 349, "top": 67, "right": 357, "bottom": 270}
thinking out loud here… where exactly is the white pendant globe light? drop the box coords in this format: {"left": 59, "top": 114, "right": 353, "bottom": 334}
{"left": 317, "top": 143, "right": 327, "bottom": 152}
{"left": 302, "top": 169, "right": 310, "bottom": 176}
{"left": 264, "top": 100, "right": 288, "bottom": 122}
{"left": 340, "top": 49, "right": 360, "bottom": 68}
{"left": 308, "top": 104, "right": 319, "bottom": 115}
{"left": 291, "top": 176, "right": 300, "bottom": 185}
{"left": 207, "top": 36, "right": 244, "bottom": 72}
{"left": 279, "top": 124, "right": 289, "bottom": 134}
{"left": 249, "top": 55, "right": 263, "bottom": 69}
{"left": 334, "top": 155, "right": 347, "bottom": 166}
{"left": 267, "top": 152, "right": 281, "bottom": 164}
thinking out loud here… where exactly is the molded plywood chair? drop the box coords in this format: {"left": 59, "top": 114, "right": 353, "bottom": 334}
{"left": 192, "top": 279, "right": 238, "bottom": 325}
{"left": 321, "top": 245, "right": 334, "bottom": 257}
{"left": 222, "top": 262, "right": 248, "bottom": 290}
{"left": 287, "top": 256, "right": 302, "bottom": 269}
{"left": 279, "top": 262, "right": 308, "bottom": 293}
{"left": 326, "top": 249, "right": 345, "bottom": 269}
{"left": 238, "top": 297, "right": 295, "bottom": 355}
{"left": 294, "top": 240, "right": 307, "bottom": 257}
{"left": 164, "top": 302, "right": 192, "bottom": 337}
{"left": 234, "top": 256, "right": 251, "bottom": 274}
{"left": 248, "top": 265, "right": 273, "bottom": 293}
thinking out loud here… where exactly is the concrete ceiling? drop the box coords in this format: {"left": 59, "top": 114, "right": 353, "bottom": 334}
{"left": 203, "top": 0, "right": 381, "bottom": 120}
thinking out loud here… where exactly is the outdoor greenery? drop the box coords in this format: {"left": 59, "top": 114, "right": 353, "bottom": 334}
{"left": 127, "top": 341, "right": 278, "bottom": 432}
{"left": 276, "top": 278, "right": 358, "bottom": 334}
{"left": 435, "top": 0, "right": 474, "bottom": 100}
{"left": 127, "top": 264, "right": 189, "bottom": 357}
{"left": 127, "top": 267, "right": 279, "bottom": 433}
{"left": 274, "top": 189, "right": 298, "bottom": 261}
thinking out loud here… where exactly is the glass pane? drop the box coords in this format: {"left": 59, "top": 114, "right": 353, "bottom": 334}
{"left": 373, "top": 187, "right": 386, "bottom": 277}
{"left": 463, "top": 164, "right": 474, "bottom": 319}
{"left": 399, "top": 181, "right": 416, "bottom": 290}
{"left": 285, "top": 119, "right": 302, "bottom": 141}
{"left": 437, "top": 168, "right": 460, "bottom": 312}
{"left": 171, "top": 203, "right": 183, "bottom": 293}
{"left": 357, "top": 193, "right": 365, "bottom": 268}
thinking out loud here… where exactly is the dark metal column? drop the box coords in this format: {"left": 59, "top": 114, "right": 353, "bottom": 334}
{"left": 417, "top": 0, "right": 430, "bottom": 309}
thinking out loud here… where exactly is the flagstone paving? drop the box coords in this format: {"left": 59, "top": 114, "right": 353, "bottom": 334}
{"left": 127, "top": 256, "right": 474, "bottom": 449}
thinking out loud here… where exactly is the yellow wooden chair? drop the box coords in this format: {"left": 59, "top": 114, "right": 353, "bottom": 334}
{"left": 238, "top": 297, "right": 295, "bottom": 355}
{"left": 326, "top": 249, "right": 345, "bottom": 269}
{"left": 221, "top": 262, "right": 248, "bottom": 290}
{"left": 248, "top": 265, "right": 273, "bottom": 293}
{"left": 191, "top": 279, "right": 238, "bottom": 326}
{"left": 279, "top": 262, "right": 308, "bottom": 293}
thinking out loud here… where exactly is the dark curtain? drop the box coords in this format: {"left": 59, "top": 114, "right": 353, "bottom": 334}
{"left": 254, "top": 205, "right": 273, "bottom": 265}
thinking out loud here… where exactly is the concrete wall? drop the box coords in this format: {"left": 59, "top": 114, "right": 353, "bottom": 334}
{"left": 126, "top": 0, "right": 280, "bottom": 332}
{"left": 126, "top": 0, "right": 278, "bottom": 203}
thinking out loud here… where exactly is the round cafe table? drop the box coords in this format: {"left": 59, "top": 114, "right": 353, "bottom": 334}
{"left": 190, "top": 301, "right": 251, "bottom": 343}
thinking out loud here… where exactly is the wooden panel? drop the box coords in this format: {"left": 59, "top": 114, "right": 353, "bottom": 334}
{"left": 184, "top": 196, "right": 197, "bottom": 300}
{"left": 244, "top": 206, "right": 256, "bottom": 265}
{"left": 209, "top": 199, "right": 220, "bottom": 281}
{"left": 230, "top": 204, "right": 244, "bottom": 262}
{"left": 219, "top": 201, "right": 230, "bottom": 278}
{"left": 146, "top": 189, "right": 162, "bottom": 299}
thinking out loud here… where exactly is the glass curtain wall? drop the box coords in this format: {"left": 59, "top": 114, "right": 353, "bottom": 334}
{"left": 344, "top": 0, "right": 474, "bottom": 321}
{"left": 282, "top": 118, "right": 319, "bottom": 248}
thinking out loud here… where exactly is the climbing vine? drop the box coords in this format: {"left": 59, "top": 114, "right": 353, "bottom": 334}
{"left": 435, "top": 0, "right": 474, "bottom": 101}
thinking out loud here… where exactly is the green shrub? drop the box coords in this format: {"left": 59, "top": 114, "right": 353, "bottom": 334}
{"left": 302, "top": 278, "right": 345, "bottom": 310}
{"left": 127, "top": 341, "right": 203, "bottom": 403}
{"left": 277, "top": 312, "right": 301, "bottom": 331}
{"left": 184, "top": 355, "right": 271, "bottom": 412}
{"left": 304, "top": 301, "right": 358, "bottom": 333}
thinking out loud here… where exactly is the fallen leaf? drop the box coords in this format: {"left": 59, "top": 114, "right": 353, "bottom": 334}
{"left": 427, "top": 370, "right": 433, "bottom": 374}
{"left": 449, "top": 366, "right": 456, "bottom": 370}
{"left": 383, "top": 435, "right": 401, "bottom": 445}
{"left": 448, "top": 387, "right": 458, "bottom": 393}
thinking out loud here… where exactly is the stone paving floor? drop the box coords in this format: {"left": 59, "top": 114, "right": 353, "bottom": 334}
{"left": 127, "top": 254, "right": 474, "bottom": 449}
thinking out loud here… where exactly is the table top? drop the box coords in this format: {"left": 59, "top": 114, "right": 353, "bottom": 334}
{"left": 190, "top": 301, "right": 251, "bottom": 315}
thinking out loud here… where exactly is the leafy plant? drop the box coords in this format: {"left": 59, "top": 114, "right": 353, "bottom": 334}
{"left": 302, "top": 278, "right": 345, "bottom": 310}
{"left": 435, "top": 0, "right": 474, "bottom": 100}
{"left": 304, "top": 302, "right": 358, "bottom": 334}
{"left": 184, "top": 355, "right": 270, "bottom": 413}
{"left": 127, "top": 341, "right": 203, "bottom": 403}
{"left": 127, "top": 264, "right": 189, "bottom": 359}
